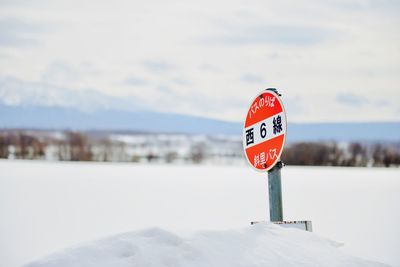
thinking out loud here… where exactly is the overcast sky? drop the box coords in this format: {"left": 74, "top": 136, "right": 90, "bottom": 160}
{"left": 0, "top": 0, "right": 399, "bottom": 122}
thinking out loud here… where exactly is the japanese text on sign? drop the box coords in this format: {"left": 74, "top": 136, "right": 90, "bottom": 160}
{"left": 249, "top": 95, "right": 276, "bottom": 118}
{"left": 253, "top": 149, "right": 278, "bottom": 168}
{"left": 244, "top": 114, "right": 286, "bottom": 148}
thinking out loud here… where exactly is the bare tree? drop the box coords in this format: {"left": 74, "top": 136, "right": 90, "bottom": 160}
{"left": 65, "top": 132, "right": 92, "bottom": 161}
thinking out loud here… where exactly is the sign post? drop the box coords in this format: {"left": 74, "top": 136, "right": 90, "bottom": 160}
{"left": 268, "top": 160, "right": 283, "bottom": 221}
{"left": 242, "top": 88, "right": 286, "bottom": 220}
{"left": 243, "top": 88, "right": 312, "bottom": 231}
{"left": 265, "top": 88, "right": 284, "bottom": 222}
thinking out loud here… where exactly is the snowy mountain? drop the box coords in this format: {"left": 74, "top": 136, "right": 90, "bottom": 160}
{"left": 0, "top": 76, "right": 240, "bottom": 135}
{"left": 1, "top": 103, "right": 399, "bottom": 141}
{"left": 0, "top": 76, "right": 399, "bottom": 140}
{"left": 0, "top": 103, "right": 241, "bottom": 135}
{"left": 287, "top": 122, "right": 400, "bottom": 142}
{"left": 0, "top": 76, "right": 145, "bottom": 112}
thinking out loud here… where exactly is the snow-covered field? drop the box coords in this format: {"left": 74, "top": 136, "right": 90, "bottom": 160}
{"left": 0, "top": 160, "right": 399, "bottom": 267}
{"left": 24, "top": 224, "right": 386, "bottom": 267}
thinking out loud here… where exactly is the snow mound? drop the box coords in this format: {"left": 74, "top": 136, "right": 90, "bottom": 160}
{"left": 24, "top": 224, "right": 387, "bottom": 267}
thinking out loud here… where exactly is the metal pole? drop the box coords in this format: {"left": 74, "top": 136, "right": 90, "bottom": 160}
{"left": 265, "top": 87, "right": 284, "bottom": 222}
{"left": 268, "top": 160, "right": 283, "bottom": 221}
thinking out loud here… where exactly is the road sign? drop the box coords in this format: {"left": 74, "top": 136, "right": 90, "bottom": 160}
{"left": 243, "top": 89, "right": 287, "bottom": 172}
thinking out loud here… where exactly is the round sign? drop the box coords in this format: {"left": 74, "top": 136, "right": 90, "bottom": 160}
{"left": 243, "top": 89, "right": 287, "bottom": 172}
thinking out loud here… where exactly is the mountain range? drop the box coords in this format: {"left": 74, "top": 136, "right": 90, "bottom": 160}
{"left": 1, "top": 103, "right": 399, "bottom": 142}
{"left": 1, "top": 76, "right": 399, "bottom": 142}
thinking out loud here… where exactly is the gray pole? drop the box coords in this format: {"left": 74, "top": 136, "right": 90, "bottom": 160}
{"left": 266, "top": 88, "right": 284, "bottom": 222}
{"left": 268, "top": 160, "right": 283, "bottom": 221}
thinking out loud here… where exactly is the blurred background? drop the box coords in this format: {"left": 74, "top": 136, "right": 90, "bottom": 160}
{"left": 1, "top": 1, "right": 400, "bottom": 267}
{"left": 0, "top": 0, "right": 399, "bottom": 165}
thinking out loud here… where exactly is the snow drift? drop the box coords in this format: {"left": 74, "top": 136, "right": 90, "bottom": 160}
{"left": 24, "top": 224, "right": 386, "bottom": 267}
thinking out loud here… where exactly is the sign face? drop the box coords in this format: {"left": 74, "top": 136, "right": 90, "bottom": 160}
{"left": 243, "top": 90, "right": 287, "bottom": 172}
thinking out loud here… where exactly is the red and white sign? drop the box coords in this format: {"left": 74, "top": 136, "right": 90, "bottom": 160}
{"left": 243, "top": 90, "right": 287, "bottom": 172}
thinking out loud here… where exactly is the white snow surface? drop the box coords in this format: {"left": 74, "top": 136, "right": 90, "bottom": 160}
{"left": 0, "top": 160, "right": 399, "bottom": 267}
{"left": 24, "top": 224, "right": 385, "bottom": 267}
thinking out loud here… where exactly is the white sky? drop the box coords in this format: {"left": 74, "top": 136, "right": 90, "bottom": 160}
{"left": 0, "top": 0, "right": 399, "bottom": 122}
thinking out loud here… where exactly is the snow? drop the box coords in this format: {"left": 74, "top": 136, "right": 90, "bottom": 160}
{"left": 24, "top": 224, "right": 386, "bottom": 267}
{"left": 0, "top": 160, "right": 399, "bottom": 267}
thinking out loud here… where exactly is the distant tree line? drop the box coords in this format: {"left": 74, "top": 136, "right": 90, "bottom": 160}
{"left": 0, "top": 132, "right": 46, "bottom": 159}
{"left": 282, "top": 142, "right": 400, "bottom": 167}
{"left": 0, "top": 130, "right": 213, "bottom": 164}
{"left": 1, "top": 130, "right": 400, "bottom": 167}
{"left": 0, "top": 131, "right": 105, "bottom": 160}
